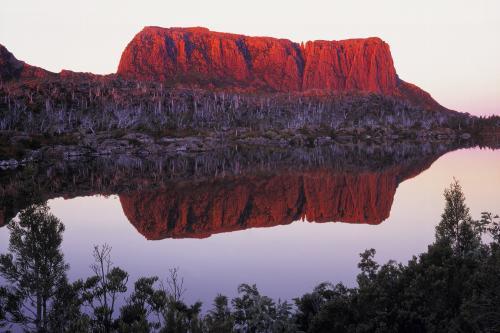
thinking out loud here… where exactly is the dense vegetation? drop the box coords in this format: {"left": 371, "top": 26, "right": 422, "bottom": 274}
{"left": 1, "top": 180, "right": 499, "bottom": 332}
{"left": 0, "top": 78, "right": 472, "bottom": 135}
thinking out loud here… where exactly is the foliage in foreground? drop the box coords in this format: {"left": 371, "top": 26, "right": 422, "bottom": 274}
{"left": 1, "top": 180, "right": 499, "bottom": 332}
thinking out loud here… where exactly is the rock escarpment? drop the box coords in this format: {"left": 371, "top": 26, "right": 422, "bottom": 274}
{"left": 118, "top": 27, "right": 443, "bottom": 110}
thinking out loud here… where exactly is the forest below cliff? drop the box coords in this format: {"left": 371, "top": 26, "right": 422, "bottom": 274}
{"left": 0, "top": 77, "right": 472, "bottom": 135}
{"left": 1, "top": 180, "right": 499, "bottom": 332}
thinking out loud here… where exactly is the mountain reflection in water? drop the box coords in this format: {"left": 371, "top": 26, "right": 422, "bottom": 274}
{"left": 0, "top": 142, "right": 467, "bottom": 238}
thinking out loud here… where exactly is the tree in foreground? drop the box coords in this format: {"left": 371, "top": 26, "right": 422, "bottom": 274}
{"left": 48, "top": 277, "right": 91, "bottom": 333}
{"left": 297, "top": 179, "right": 500, "bottom": 332}
{"left": 232, "top": 283, "right": 295, "bottom": 333}
{"left": 461, "top": 212, "right": 500, "bottom": 331}
{"left": 435, "top": 178, "right": 484, "bottom": 256}
{"left": 0, "top": 203, "right": 68, "bottom": 332}
{"left": 204, "top": 294, "right": 234, "bottom": 333}
{"left": 82, "top": 244, "right": 129, "bottom": 333}
{"left": 118, "top": 276, "right": 167, "bottom": 332}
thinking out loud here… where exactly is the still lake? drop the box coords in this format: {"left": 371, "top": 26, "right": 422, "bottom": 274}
{"left": 1, "top": 146, "right": 499, "bottom": 307}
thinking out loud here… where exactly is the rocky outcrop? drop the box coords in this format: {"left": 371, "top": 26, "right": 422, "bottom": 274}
{"left": 117, "top": 27, "right": 444, "bottom": 110}
{"left": 0, "top": 44, "right": 23, "bottom": 81}
{"left": 0, "top": 44, "right": 52, "bottom": 81}
{"left": 118, "top": 27, "right": 304, "bottom": 91}
{"left": 301, "top": 38, "right": 397, "bottom": 94}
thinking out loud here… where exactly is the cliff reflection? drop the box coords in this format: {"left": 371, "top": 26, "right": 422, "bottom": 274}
{"left": 121, "top": 165, "right": 427, "bottom": 239}
{"left": 0, "top": 142, "right": 463, "bottom": 238}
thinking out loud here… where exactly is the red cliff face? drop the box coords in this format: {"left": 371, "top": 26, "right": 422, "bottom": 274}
{"left": 117, "top": 27, "right": 304, "bottom": 91}
{"left": 117, "top": 27, "right": 443, "bottom": 109}
{"left": 301, "top": 38, "right": 397, "bottom": 94}
{"left": 119, "top": 159, "right": 435, "bottom": 240}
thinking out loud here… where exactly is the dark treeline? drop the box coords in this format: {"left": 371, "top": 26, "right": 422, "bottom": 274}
{"left": 1, "top": 180, "right": 499, "bottom": 332}
{"left": 0, "top": 78, "right": 475, "bottom": 135}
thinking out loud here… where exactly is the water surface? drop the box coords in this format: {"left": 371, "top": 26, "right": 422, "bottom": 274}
{"left": 1, "top": 146, "right": 498, "bottom": 307}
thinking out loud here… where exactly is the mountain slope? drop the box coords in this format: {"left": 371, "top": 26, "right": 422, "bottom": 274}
{"left": 0, "top": 44, "right": 53, "bottom": 81}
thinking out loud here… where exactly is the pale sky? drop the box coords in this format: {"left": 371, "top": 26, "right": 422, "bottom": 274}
{"left": 1, "top": 0, "right": 499, "bottom": 115}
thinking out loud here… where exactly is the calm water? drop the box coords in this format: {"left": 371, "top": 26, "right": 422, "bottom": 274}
{"left": 1, "top": 146, "right": 499, "bottom": 307}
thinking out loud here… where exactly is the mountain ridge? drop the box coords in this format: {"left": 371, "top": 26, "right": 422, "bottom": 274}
{"left": 117, "top": 26, "right": 444, "bottom": 110}
{"left": 0, "top": 44, "right": 52, "bottom": 81}
{"left": 1, "top": 26, "right": 446, "bottom": 111}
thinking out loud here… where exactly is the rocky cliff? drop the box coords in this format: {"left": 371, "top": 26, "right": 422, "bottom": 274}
{"left": 117, "top": 27, "right": 443, "bottom": 110}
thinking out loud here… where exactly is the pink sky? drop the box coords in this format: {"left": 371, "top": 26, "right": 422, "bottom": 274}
{"left": 1, "top": 0, "right": 498, "bottom": 115}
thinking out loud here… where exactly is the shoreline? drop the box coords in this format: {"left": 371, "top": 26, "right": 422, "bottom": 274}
{"left": 0, "top": 127, "right": 478, "bottom": 168}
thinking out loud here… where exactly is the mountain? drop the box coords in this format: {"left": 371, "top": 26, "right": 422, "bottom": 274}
{"left": 0, "top": 26, "right": 473, "bottom": 143}
{"left": 117, "top": 27, "right": 444, "bottom": 110}
{"left": 0, "top": 27, "right": 446, "bottom": 111}
{"left": 0, "top": 44, "right": 52, "bottom": 81}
